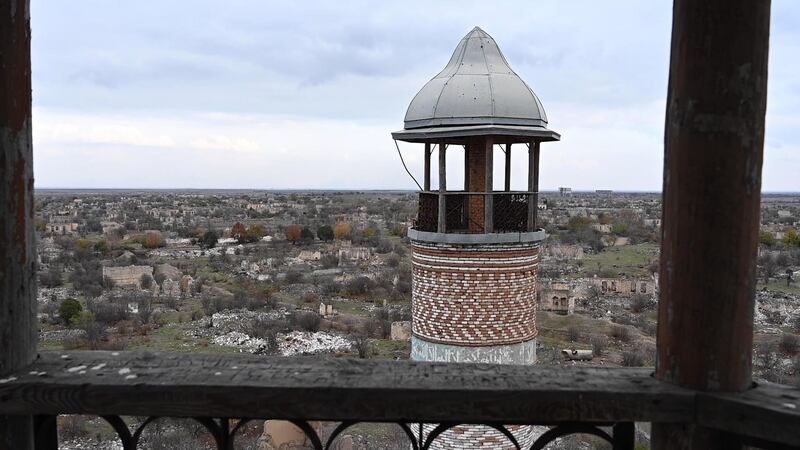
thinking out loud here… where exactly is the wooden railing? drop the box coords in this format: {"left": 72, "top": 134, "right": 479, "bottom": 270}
{"left": 0, "top": 351, "right": 797, "bottom": 449}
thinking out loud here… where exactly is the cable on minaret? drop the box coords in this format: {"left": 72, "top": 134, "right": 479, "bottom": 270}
{"left": 394, "top": 139, "right": 423, "bottom": 191}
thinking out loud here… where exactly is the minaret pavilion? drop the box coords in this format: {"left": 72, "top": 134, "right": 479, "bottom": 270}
{"left": 392, "top": 26, "right": 560, "bottom": 449}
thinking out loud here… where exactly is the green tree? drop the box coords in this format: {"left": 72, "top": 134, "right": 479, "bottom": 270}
{"left": 246, "top": 224, "right": 266, "bottom": 242}
{"left": 611, "top": 222, "right": 629, "bottom": 235}
{"left": 567, "top": 216, "right": 592, "bottom": 232}
{"left": 94, "top": 240, "right": 110, "bottom": 254}
{"left": 317, "top": 225, "right": 334, "bottom": 241}
{"left": 784, "top": 228, "right": 800, "bottom": 247}
{"left": 759, "top": 231, "right": 776, "bottom": 247}
{"left": 300, "top": 227, "right": 315, "bottom": 243}
{"left": 59, "top": 298, "right": 83, "bottom": 325}
{"left": 199, "top": 230, "right": 219, "bottom": 249}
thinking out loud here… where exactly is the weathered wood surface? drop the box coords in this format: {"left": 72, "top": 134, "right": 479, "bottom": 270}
{"left": 1, "top": 352, "right": 796, "bottom": 447}
{"left": 437, "top": 144, "right": 446, "bottom": 233}
{"left": 504, "top": 143, "right": 511, "bottom": 192}
{"left": 657, "top": 0, "right": 770, "bottom": 395}
{"left": 0, "top": 0, "right": 36, "bottom": 448}
{"left": 653, "top": 0, "right": 771, "bottom": 448}
{"left": 696, "top": 381, "right": 800, "bottom": 448}
{"left": 0, "top": 352, "right": 694, "bottom": 424}
{"left": 527, "top": 142, "right": 539, "bottom": 231}
{"left": 423, "top": 143, "right": 431, "bottom": 191}
{"left": 484, "top": 137, "right": 494, "bottom": 233}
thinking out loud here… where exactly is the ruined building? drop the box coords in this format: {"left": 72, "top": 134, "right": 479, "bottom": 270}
{"left": 102, "top": 265, "right": 153, "bottom": 289}
{"left": 393, "top": 26, "right": 559, "bottom": 449}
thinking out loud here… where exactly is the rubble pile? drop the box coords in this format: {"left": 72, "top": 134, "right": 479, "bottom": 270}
{"left": 755, "top": 291, "right": 800, "bottom": 333}
{"left": 279, "top": 331, "right": 351, "bottom": 356}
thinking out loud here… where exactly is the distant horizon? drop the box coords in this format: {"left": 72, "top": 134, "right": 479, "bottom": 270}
{"left": 32, "top": 187, "right": 800, "bottom": 195}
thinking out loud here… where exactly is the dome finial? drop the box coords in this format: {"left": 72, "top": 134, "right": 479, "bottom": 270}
{"left": 402, "top": 26, "right": 548, "bottom": 129}
{"left": 392, "top": 27, "right": 560, "bottom": 142}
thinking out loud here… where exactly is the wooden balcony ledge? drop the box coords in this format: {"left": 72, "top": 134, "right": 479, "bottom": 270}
{"left": 0, "top": 351, "right": 798, "bottom": 447}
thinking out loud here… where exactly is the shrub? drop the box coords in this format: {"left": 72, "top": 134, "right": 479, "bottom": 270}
{"left": 780, "top": 333, "right": 800, "bottom": 355}
{"left": 232, "top": 289, "right": 247, "bottom": 309}
{"left": 58, "top": 415, "right": 88, "bottom": 440}
{"left": 142, "top": 232, "right": 165, "bottom": 249}
{"left": 321, "top": 279, "right": 341, "bottom": 295}
{"left": 300, "top": 227, "right": 315, "bottom": 244}
{"left": 94, "top": 240, "right": 110, "bottom": 254}
{"left": 621, "top": 350, "right": 646, "bottom": 367}
{"left": 292, "top": 311, "right": 321, "bottom": 332}
{"left": 629, "top": 294, "right": 652, "bottom": 313}
{"left": 756, "top": 342, "right": 783, "bottom": 383}
{"left": 140, "top": 273, "right": 154, "bottom": 290}
{"left": 566, "top": 324, "right": 581, "bottom": 342}
{"left": 317, "top": 225, "right": 334, "bottom": 242}
{"left": 284, "top": 270, "right": 304, "bottom": 284}
{"left": 70, "top": 263, "right": 104, "bottom": 298}
{"left": 59, "top": 298, "right": 82, "bottom": 325}
{"left": 198, "top": 230, "right": 218, "bottom": 249}
{"left": 301, "top": 292, "right": 319, "bottom": 304}
{"left": 88, "top": 297, "right": 130, "bottom": 324}
{"left": 245, "top": 317, "right": 285, "bottom": 355}
{"left": 352, "top": 335, "right": 371, "bottom": 359}
{"left": 201, "top": 295, "right": 225, "bottom": 316}
{"left": 77, "top": 312, "right": 105, "bottom": 350}
{"left": 344, "top": 276, "right": 373, "bottom": 296}
{"left": 320, "top": 253, "right": 338, "bottom": 269}
{"left": 386, "top": 254, "right": 401, "bottom": 268}
{"left": 62, "top": 335, "right": 85, "bottom": 350}
{"left": 39, "top": 267, "right": 64, "bottom": 288}
{"left": 138, "top": 296, "right": 153, "bottom": 324}
{"left": 610, "top": 325, "right": 632, "bottom": 342}
{"left": 100, "top": 338, "right": 127, "bottom": 351}
{"left": 368, "top": 309, "right": 392, "bottom": 339}
{"left": 375, "top": 239, "right": 393, "bottom": 254}
{"left": 591, "top": 335, "right": 607, "bottom": 356}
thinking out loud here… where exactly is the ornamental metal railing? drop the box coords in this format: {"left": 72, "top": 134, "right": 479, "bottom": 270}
{"left": 0, "top": 351, "right": 797, "bottom": 450}
{"left": 415, "top": 191, "right": 537, "bottom": 233}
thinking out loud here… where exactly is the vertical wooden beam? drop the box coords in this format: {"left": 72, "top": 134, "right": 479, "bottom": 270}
{"left": 652, "top": 0, "right": 770, "bottom": 449}
{"left": 527, "top": 142, "right": 540, "bottom": 231}
{"left": 0, "top": 1, "right": 36, "bottom": 449}
{"left": 463, "top": 144, "right": 470, "bottom": 191}
{"left": 437, "top": 144, "right": 447, "bottom": 233}
{"left": 504, "top": 143, "right": 511, "bottom": 191}
{"left": 484, "top": 137, "right": 494, "bottom": 233}
{"left": 423, "top": 143, "right": 431, "bottom": 191}
{"left": 34, "top": 416, "right": 58, "bottom": 450}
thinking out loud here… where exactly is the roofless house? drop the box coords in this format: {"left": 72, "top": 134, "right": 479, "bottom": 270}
{"left": 1, "top": 2, "right": 798, "bottom": 450}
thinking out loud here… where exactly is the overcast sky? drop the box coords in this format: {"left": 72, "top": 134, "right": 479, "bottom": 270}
{"left": 31, "top": 1, "right": 800, "bottom": 191}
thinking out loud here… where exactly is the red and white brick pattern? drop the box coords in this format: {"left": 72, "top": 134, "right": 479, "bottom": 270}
{"left": 411, "top": 241, "right": 539, "bottom": 346}
{"left": 419, "top": 423, "right": 537, "bottom": 450}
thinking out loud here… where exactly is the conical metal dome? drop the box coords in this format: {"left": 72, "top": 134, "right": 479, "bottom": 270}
{"left": 393, "top": 27, "right": 559, "bottom": 142}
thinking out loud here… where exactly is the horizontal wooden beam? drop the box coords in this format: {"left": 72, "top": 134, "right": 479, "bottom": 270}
{"left": 0, "top": 351, "right": 796, "bottom": 448}
{"left": 0, "top": 352, "right": 690, "bottom": 424}
{"left": 696, "top": 381, "right": 800, "bottom": 448}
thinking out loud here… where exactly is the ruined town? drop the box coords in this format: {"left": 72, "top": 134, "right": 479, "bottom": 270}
{"left": 1, "top": 1, "right": 798, "bottom": 449}
{"left": 33, "top": 189, "right": 800, "bottom": 449}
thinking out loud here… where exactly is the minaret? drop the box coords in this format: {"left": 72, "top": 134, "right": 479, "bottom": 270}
{"left": 392, "top": 27, "right": 559, "bottom": 449}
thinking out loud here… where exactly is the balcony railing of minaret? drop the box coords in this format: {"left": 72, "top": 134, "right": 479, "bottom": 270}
{"left": 414, "top": 191, "right": 539, "bottom": 233}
